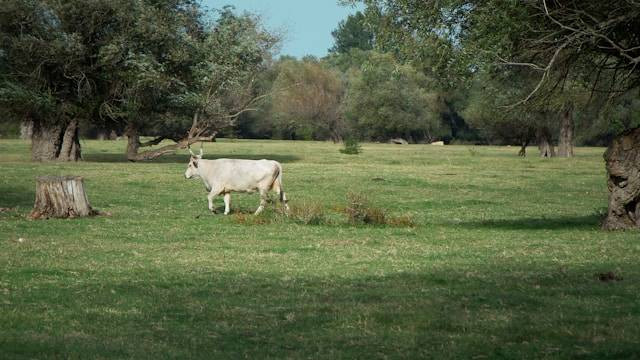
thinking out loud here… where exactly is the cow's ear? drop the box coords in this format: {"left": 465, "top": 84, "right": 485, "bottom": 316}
{"left": 193, "top": 159, "right": 198, "bottom": 168}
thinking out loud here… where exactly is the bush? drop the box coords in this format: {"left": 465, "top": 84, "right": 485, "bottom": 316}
{"left": 288, "top": 202, "right": 328, "bottom": 225}
{"left": 345, "top": 192, "right": 386, "bottom": 225}
{"left": 340, "top": 138, "right": 362, "bottom": 155}
{"left": 344, "top": 192, "right": 416, "bottom": 227}
{"left": 230, "top": 194, "right": 415, "bottom": 228}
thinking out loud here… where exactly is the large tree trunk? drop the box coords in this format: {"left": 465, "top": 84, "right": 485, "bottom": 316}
{"left": 557, "top": 103, "right": 575, "bottom": 158}
{"left": 537, "top": 127, "right": 556, "bottom": 158}
{"left": 31, "top": 119, "right": 81, "bottom": 162}
{"left": 29, "top": 176, "right": 97, "bottom": 219}
{"left": 602, "top": 128, "right": 640, "bottom": 230}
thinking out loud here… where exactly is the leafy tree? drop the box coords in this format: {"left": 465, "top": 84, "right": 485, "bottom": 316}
{"left": 0, "top": 0, "right": 132, "bottom": 161}
{"left": 270, "top": 58, "right": 345, "bottom": 142}
{"left": 105, "top": 5, "right": 278, "bottom": 161}
{"left": 342, "top": 51, "right": 446, "bottom": 142}
{"left": 329, "top": 11, "right": 374, "bottom": 54}
{"left": 0, "top": 1, "right": 277, "bottom": 161}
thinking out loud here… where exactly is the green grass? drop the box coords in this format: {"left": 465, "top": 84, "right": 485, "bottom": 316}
{"left": 1, "top": 139, "right": 639, "bottom": 359}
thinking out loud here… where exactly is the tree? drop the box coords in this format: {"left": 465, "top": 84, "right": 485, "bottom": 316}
{"left": 0, "top": 1, "right": 278, "bottom": 161}
{"left": 329, "top": 11, "right": 374, "bottom": 54}
{"left": 0, "top": 0, "right": 128, "bottom": 161}
{"left": 98, "top": 5, "right": 278, "bottom": 161}
{"left": 462, "top": 71, "right": 538, "bottom": 154}
{"left": 342, "top": 51, "right": 446, "bottom": 143}
{"left": 270, "top": 58, "right": 345, "bottom": 142}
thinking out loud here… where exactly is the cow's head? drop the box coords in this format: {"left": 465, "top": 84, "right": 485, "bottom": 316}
{"left": 184, "top": 147, "right": 203, "bottom": 179}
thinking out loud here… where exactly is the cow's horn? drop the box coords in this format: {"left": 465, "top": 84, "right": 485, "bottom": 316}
{"left": 188, "top": 145, "right": 195, "bottom": 157}
{"left": 199, "top": 142, "right": 203, "bottom": 157}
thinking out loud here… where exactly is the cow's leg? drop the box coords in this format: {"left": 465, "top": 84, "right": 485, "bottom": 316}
{"left": 273, "top": 179, "right": 289, "bottom": 213}
{"left": 223, "top": 193, "right": 231, "bottom": 215}
{"left": 255, "top": 189, "right": 268, "bottom": 215}
{"left": 281, "top": 191, "right": 290, "bottom": 213}
{"left": 276, "top": 187, "right": 290, "bottom": 213}
{"left": 207, "top": 188, "right": 222, "bottom": 213}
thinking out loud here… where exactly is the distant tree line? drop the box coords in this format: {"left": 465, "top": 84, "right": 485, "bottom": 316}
{"left": 1, "top": 1, "right": 638, "bottom": 156}
{"left": 233, "top": 6, "right": 639, "bottom": 155}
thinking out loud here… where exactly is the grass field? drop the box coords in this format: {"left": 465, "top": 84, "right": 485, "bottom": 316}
{"left": 1, "top": 139, "right": 639, "bottom": 359}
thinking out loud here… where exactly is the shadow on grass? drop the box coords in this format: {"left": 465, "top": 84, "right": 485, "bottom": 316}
{"left": 0, "top": 184, "right": 33, "bottom": 208}
{"left": 1, "top": 267, "right": 637, "bottom": 358}
{"left": 83, "top": 153, "right": 301, "bottom": 164}
{"left": 455, "top": 214, "right": 602, "bottom": 231}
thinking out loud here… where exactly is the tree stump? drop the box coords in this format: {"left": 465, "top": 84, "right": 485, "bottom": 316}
{"left": 29, "top": 176, "right": 98, "bottom": 220}
{"left": 602, "top": 128, "right": 640, "bottom": 230}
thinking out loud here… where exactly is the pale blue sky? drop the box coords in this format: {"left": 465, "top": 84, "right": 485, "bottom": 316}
{"left": 201, "top": 0, "right": 361, "bottom": 58}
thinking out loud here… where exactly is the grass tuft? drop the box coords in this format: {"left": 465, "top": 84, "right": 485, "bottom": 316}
{"left": 345, "top": 192, "right": 387, "bottom": 225}
{"left": 288, "top": 202, "right": 329, "bottom": 225}
{"left": 387, "top": 213, "right": 417, "bottom": 227}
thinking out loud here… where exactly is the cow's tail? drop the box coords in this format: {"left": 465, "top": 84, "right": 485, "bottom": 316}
{"left": 272, "top": 162, "right": 289, "bottom": 211}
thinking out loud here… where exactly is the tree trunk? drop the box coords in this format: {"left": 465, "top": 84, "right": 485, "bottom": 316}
{"left": 537, "top": 127, "right": 556, "bottom": 158}
{"left": 20, "top": 118, "right": 33, "bottom": 140}
{"left": 58, "top": 119, "right": 81, "bottom": 161}
{"left": 557, "top": 103, "right": 575, "bottom": 158}
{"left": 125, "top": 124, "right": 140, "bottom": 161}
{"left": 96, "top": 130, "right": 107, "bottom": 140}
{"left": 31, "top": 119, "right": 81, "bottom": 162}
{"left": 29, "top": 176, "right": 97, "bottom": 220}
{"left": 602, "top": 128, "right": 640, "bottom": 230}
{"left": 125, "top": 120, "right": 215, "bottom": 162}
{"left": 518, "top": 138, "right": 530, "bottom": 157}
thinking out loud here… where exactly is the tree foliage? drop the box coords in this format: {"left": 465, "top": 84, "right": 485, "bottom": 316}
{"left": 343, "top": 51, "right": 445, "bottom": 142}
{"left": 329, "top": 11, "right": 374, "bottom": 54}
{"left": 270, "top": 58, "right": 345, "bottom": 141}
{"left": 0, "top": 1, "right": 278, "bottom": 160}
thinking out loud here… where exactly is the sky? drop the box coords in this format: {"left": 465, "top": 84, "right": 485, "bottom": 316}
{"left": 201, "top": 0, "right": 362, "bottom": 58}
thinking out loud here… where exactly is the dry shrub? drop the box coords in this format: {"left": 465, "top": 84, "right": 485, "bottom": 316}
{"left": 345, "top": 192, "right": 416, "bottom": 227}
{"left": 387, "top": 214, "right": 416, "bottom": 227}
{"left": 289, "top": 202, "right": 328, "bottom": 225}
{"left": 345, "top": 192, "right": 387, "bottom": 225}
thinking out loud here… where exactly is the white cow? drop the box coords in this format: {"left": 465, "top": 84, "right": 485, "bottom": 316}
{"left": 184, "top": 148, "right": 289, "bottom": 215}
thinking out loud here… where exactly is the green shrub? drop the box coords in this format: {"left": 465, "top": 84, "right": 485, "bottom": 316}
{"left": 340, "top": 138, "right": 362, "bottom": 155}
